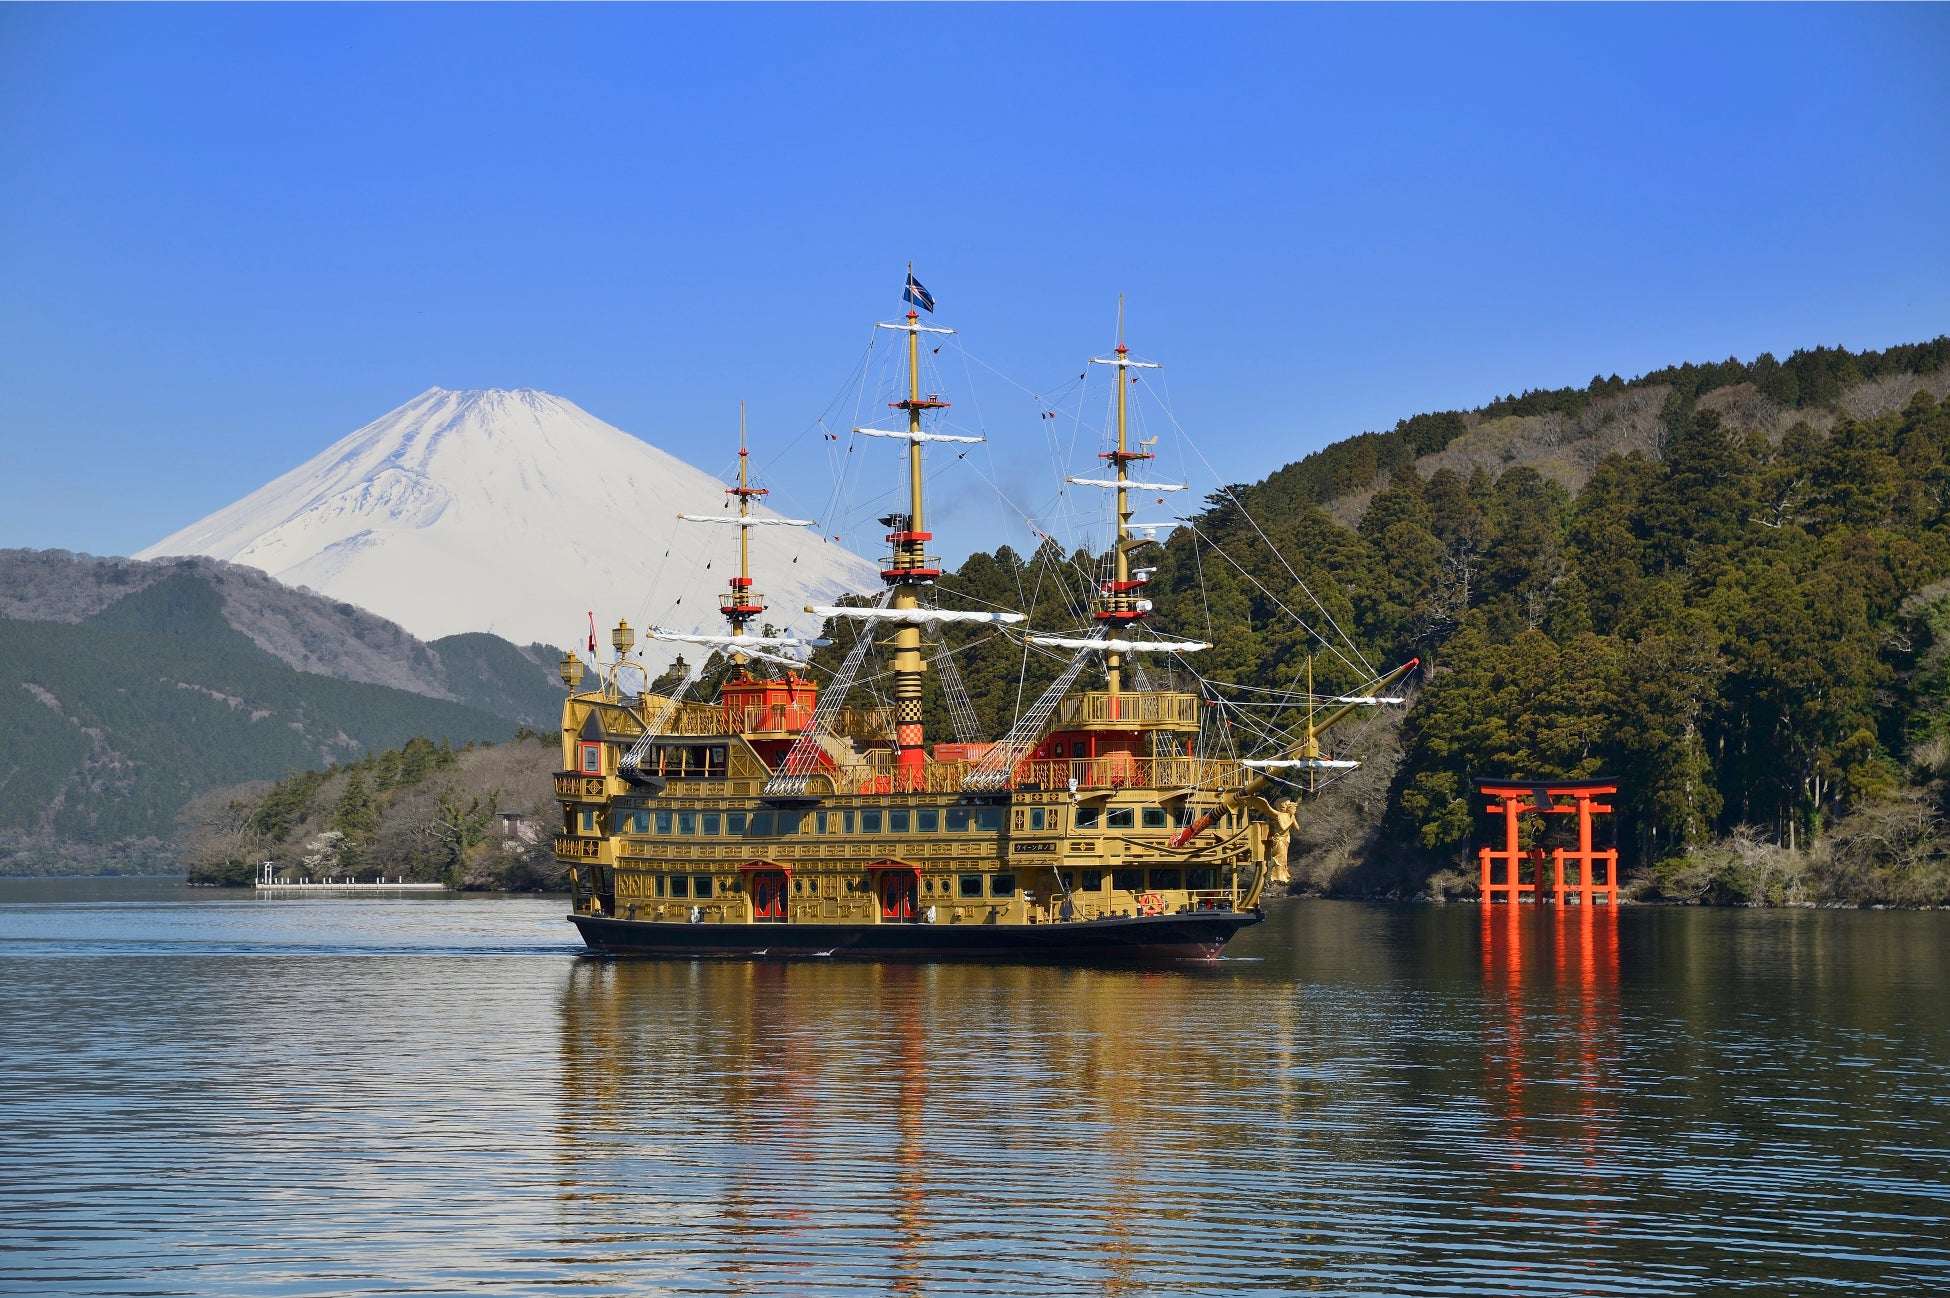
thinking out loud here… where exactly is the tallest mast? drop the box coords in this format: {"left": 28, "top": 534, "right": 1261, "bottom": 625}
{"left": 882, "top": 271, "right": 950, "bottom": 778}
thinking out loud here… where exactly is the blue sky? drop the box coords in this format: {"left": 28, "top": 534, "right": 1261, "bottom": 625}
{"left": 2, "top": 3, "right": 1945, "bottom": 564}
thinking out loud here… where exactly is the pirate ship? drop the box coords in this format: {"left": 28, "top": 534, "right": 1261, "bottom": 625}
{"left": 554, "top": 283, "right": 1416, "bottom": 960}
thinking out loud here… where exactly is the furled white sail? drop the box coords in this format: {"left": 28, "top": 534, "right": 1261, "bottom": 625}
{"left": 873, "top": 320, "right": 956, "bottom": 336}
{"left": 807, "top": 605, "right": 1025, "bottom": 625}
{"left": 1241, "top": 758, "right": 1362, "bottom": 770}
{"left": 853, "top": 427, "right": 986, "bottom": 445}
{"left": 1026, "top": 635, "right": 1210, "bottom": 653}
{"left": 1064, "top": 477, "right": 1187, "bottom": 491}
{"left": 649, "top": 630, "right": 830, "bottom": 649}
{"left": 676, "top": 514, "right": 816, "bottom": 527}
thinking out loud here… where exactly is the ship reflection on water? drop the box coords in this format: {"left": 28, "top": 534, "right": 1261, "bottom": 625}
{"left": 3, "top": 884, "right": 1945, "bottom": 1295}
{"left": 553, "top": 957, "right": 1263, "bottom": 1292}
{"left": 546, "top": 901, "right": 1950, "bottom": 1294}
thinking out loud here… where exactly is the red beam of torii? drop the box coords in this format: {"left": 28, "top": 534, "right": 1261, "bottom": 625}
{"left": 1476, "top": 778, "right": 1619, "bottom": 905}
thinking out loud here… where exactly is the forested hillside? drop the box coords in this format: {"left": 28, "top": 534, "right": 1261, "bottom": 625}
{"left": 0, "top": 573, "right": 519, "bottom": 874}
{"left": 178, "top": 732, "right": 561, "bottom": 890}
{"left": 0, "top": 549, "right": 567, "bottom": 727}
{"left": 811, "top": 337, "right": 1950, "bottom": 904}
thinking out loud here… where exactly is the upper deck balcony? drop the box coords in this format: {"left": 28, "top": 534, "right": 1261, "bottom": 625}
{"left": 653, "top": 699, "right": 895, "bottom": 742}
{"left": 831, "top": 753, "right": 1230, "bottom": 796}
{"left": 1053, "top": 690, "right": 1201, "bottom": 732}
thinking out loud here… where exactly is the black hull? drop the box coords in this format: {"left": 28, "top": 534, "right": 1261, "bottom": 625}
{"left": 568, "top": 908, "right": 1262, "bottom": 963}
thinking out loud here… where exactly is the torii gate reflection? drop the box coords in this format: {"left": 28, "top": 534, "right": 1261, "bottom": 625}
{"left": 1481, "top": 895, "right": 1622, "bottom": 1217}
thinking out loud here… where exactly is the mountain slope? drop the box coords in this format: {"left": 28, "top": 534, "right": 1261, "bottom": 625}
{"left": 0, "top": 572, "right": 519, "bottom": 873}
{"left": 0, "top": 548, "right": 565, "bottom": 728}
{"left": 1239, "top": 338, "right": 1950, "bottom": 529}
{"left": 848, "top": 337, "right": 1950, "bottom": 903}
{"left": 136, "top": 388, "right": 880, "bottom": 663}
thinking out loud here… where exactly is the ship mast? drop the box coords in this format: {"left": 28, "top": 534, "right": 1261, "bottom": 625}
{"left": 722, "top": 402, "right": 767, "bottom": 667}
{"left": 1089, "top": 297, "right": 1163, "bottom": 717}
{"left": 885, "top": 293, "right": 948, "bottom": 776}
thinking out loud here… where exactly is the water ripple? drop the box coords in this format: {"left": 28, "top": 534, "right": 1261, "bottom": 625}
{"left": 0, "top": 880, "right": 1946, "bottom": 1294}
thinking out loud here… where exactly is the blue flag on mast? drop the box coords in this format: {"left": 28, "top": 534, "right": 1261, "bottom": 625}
{"left": 904, "top": 271, "right": 935, "bottom": 314}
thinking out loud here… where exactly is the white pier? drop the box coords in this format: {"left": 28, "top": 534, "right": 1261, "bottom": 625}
{"left": 253, "top": 864, "right": 449, "bottom": 895}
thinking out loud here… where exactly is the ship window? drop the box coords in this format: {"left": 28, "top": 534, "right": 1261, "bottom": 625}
{"left": 1142, "top": 807, "right": 1168, "bottom": 829}
{"left": 958, "top": 874, "right": 983, "bottom": 898}
{"left": 808, "top": 877, "right": 818, "bottom": 894}
{"left": 1029, "top": 807, "right": 1046, "bottom": 831}
{"left": 1188, "top": 867, "right": 1218, "bottom": 890}
{"left": 655, "top": 811, "right": 673, "bottom": 835}
{"left": 710, "top": 746, "right": 727, "bottom": 775}
{"left": 693, "top": 876, "right": 713, "bottom": 898}
{"left": 670, "top": 875, "right": 690, "bottom": 898}
{"left": 677, "top": 812, "right": 697, "bottom": 835}
{"left": 946, "top": 808, "right": 970, "bottom": 832}
{"left": 1074, "top": 807, "right": 1100, "bottom": 830}
{"left": 843, "top": 810, "right": 856, "bottom": 833}
{"left": 990, "top": 873, "right": 1017, "bottom": 898}
{"left": 578, "top": 809, "right": 598, "bottom": 835}
{"left": 778, "top": 812, "right": 801, "bottom": 835}
{"left": 1148, "top": 868, "right": 1182, "bottom": 891}
{"left": 1112, "top": 868, "right": 1142, "bottom": 892}
{"left": 889, "top": 808, "right": 910, "bottom": 833}
{"left": 918, "top": 808, "right": 939, "bottom": 833}
{"left": 816, "top": 811, "right": 829, "bottom": 834}
{"left": 655, "top": 875, "right": 666, "bottom": 897}
{"left": 580, "top": 742, "right": 603, "bottom": 775}
{"left": 728, "top": 813, "right": 748, "bottom": 835}
{"left": 751, "top": 812, "right": 775, "bottom": 836}
{"left": 1106, "top": 807, "right": 1135, "bottom": 829}
{"left": 975, "top": 808, "right": 1002, "bottom": 833}
{"left": 1175, "top": 805, "right": 1195, "bottom": 827}
{"left": 860, "top": 809, "right": 883, "bottom": 833}
{"left": 1082, "top": 870, "right": 1105, "bottom": 892}
{"left": 702, "top": 813, "right": 722, "bottom": 836}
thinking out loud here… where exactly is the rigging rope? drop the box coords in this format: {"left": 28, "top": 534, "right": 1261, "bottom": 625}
{"left": 762, "top": 589, "right": 893, "bottom": 797}
{"left": 962, "top": 636, "right": 1104, "bottom": 793}
{"left": 929, "top": 627, "right": 985, "bottom": 745}
{"left": 618, "top": 661, "right": 704, "bottom": 781}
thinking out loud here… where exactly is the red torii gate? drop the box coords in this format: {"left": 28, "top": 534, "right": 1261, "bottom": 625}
{"left": 1476, "top": 778, "right": 1619, "bottom": 905}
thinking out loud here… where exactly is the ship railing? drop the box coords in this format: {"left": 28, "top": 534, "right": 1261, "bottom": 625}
{"left": 645, "top": 702, "right": 894, "bottom": 740}
{"left": 825, "top": 754, "right": 1240, "bottom": 796}
{"left": 1010, "top": 756, "right": 1228, "bottom": 792}
{"left": 839, "top": 760, "right": 976, "bottom": 795}
{"left": 1054, "top": 690, "right": 1201, "bottom": 727}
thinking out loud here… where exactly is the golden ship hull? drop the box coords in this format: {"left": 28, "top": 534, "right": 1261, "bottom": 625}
{"left": 569, "top": 909, "right": 1259, "bottom": 962}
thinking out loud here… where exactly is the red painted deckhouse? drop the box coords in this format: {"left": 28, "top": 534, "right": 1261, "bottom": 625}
{"left": 1476, "top": 778, "right": 1619, "bottom": 905}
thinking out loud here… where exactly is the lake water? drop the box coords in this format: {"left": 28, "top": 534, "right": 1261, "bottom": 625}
{"left": 1, "top": 879, "right": 1946, "bottom": 1296}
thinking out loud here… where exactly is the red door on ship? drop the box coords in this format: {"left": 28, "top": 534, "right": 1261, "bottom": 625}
{"left": 752, "top": 870, "right": 788, "bottom": 922}
{"left": 880, "top": 872, "right": 917, "bottom": 921}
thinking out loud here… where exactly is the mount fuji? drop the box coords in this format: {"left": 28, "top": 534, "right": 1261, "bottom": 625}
{"left": 137, "top": 388, "right": 880, "bottom": 668}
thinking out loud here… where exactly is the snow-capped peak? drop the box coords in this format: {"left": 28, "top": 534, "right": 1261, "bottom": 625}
{"left": 138, "top": 388, "right": 879, "bottom": 665}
